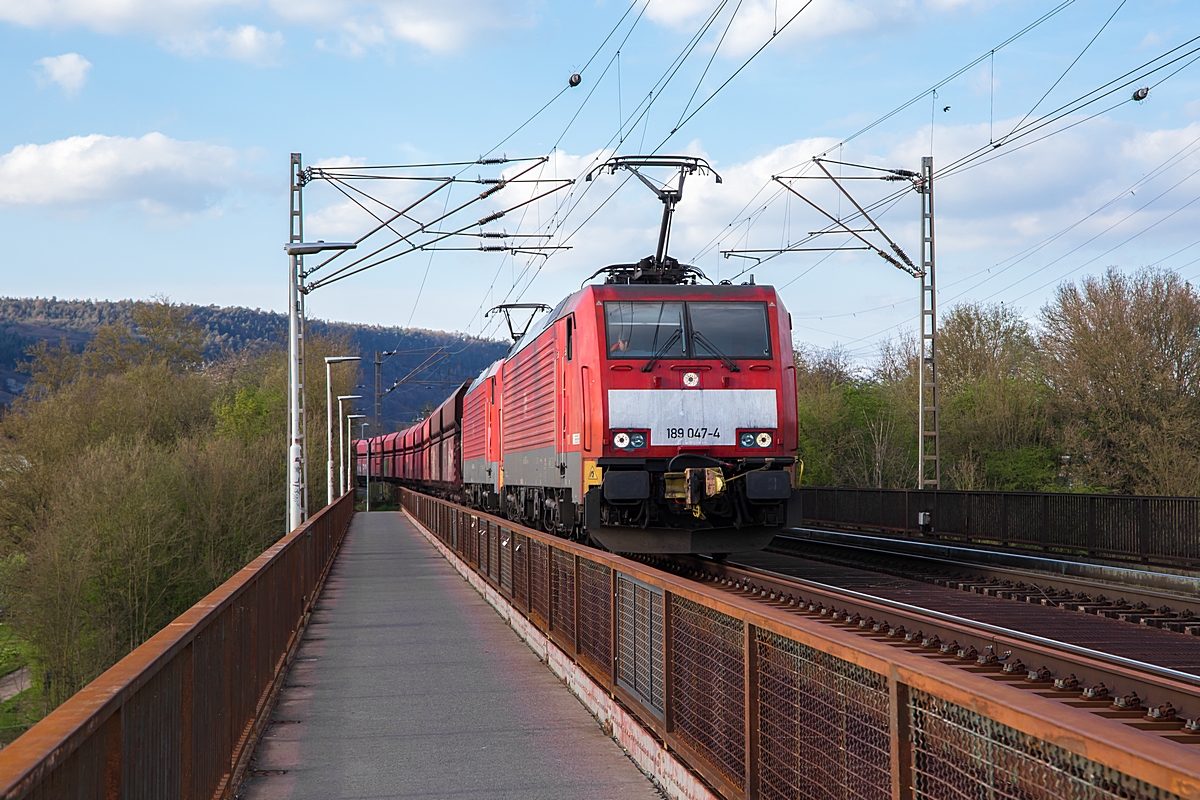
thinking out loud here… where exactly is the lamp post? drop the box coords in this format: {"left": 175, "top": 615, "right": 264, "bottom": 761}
{"left": 283, "top": 239, "right": 356, "bottom": 533}
{"left": 325, "top": 357, "right": 361, "bottom": 505}
{"left": 358, "top": 421, "right": 371, "bottom": 512}
{"left": 338, "top": 395, "right": 362, "bottom": 496}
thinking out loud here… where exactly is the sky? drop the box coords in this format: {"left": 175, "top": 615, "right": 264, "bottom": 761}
{"left": 1, "top": 0, "right": 1198, "bottom": 360}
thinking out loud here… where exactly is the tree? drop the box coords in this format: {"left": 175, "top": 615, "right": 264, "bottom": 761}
{"left": 1040, "top": 267, "right": 1200, "bottom": 495}
{"left": 82, "top": 299, "right": 204, "bottom": 377}
{"left": 937, "top": 302, "right": 1055, "bottom": 490}
{"left": 794, "top": 344, "right": 915, "bottom": 488}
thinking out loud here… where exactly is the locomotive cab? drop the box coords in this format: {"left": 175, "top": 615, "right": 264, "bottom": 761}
{"left": 582, "top": 278, "right": 801, "bottom": 554}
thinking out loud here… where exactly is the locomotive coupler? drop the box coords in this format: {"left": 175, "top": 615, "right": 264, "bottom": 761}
{"left": 663, "top": 467, "right": 727, "bottom": 511}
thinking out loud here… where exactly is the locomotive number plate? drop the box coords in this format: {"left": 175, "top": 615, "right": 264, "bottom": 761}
{"left": 664, "top": 427, "right": 721, "bottom": 441}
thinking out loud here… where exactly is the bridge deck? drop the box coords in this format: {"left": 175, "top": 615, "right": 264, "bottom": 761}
{"left": 243, "top": 511, "right": 658, "bottom": 800}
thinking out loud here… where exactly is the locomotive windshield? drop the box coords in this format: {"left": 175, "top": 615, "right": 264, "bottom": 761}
{"left": 605, "top": 301, "right": 686, "bottom": 358}
{"left": 605, "top": 301, "right": 771, "bottom": 360}
{"left": 688, "top": 302, "right": 771, "bottom": 359}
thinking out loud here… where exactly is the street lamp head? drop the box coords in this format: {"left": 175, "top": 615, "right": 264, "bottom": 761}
{"left": 284, "top": 240, "right": 358, "bottom": 256}
{"left": 338, "top": 394, "right": 363, "bottom": 401}
{"left": 347, "top": 414, "right": 366, "bottom": 420}
{"left": 325, "top": 356, "right": 361, "bottom": 364}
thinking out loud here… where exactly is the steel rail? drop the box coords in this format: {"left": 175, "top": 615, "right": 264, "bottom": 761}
{"left": 716, "top": 557, "right": 1200, "bottom": 687}
{"left": 661, "top": 553, "right": 1200, "bottom": 737}
{"left": 782, "top": 528, "right": 1200, "bottom": 594}
{"left": 400, "top": 489, "right": 1200, "bottom": 800}
{"left": 774, "top": 530, "right": 1200, "bottom": 622}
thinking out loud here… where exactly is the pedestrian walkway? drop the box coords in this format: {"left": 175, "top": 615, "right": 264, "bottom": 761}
{"left": 243, "top": 511, "right": 660, "bottom": 800}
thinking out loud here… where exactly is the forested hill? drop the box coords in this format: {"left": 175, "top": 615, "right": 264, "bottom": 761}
{"left": 0, "top": 297, "right": 508, "bottom": 429}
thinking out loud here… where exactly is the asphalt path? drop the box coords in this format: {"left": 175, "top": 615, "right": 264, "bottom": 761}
{"left": 243, "top": 511, "right": 660, "bottom": 800}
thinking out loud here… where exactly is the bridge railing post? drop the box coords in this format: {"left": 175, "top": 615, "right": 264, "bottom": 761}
{"left": 889, "top": 678, "right": 913, "bottom": 800}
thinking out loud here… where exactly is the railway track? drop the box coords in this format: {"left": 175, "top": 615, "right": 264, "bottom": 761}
{"left": 645, "top": 547, "right": 1200, "bottom": 747}
{"left": 773, "top": 529, "right": 1200, "bottom": 632}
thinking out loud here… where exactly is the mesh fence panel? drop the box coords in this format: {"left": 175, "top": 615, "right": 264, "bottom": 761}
{"left": 529, "top": 539, "right": 550, "bottom": 627}
{"left": 480, "top": 520, "right": 490, "bottom": 577}
{"left": 550, "top": 547, "right": 577, "bottom": 651}
{"left": 513, "top": 532, "right": 529, "bottom": 610}
{"left": 756, "top": 630, "right": 891, "bottom": 800}
{"left": 910, "top": 689, "right": 1182, "bottom": 800}
{"left": 616, "top": 575, "right": 664, "bottom": 715}
{"left": 670, "top": 594, "right": 746, "bottom": 787}
{"left": 466, "top": 513, "right": 478, "bottom": 565}
{"left": 500, "top": 527, "right": 513, "bottom": 595}
{"left": 577, "top": 559, "right": 613, "bottom": 679}
{"left": 489, "top": 522, "right": 500, "bottom": 582}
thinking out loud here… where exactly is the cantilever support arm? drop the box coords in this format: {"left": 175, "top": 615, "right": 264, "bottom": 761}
{"left": 814, "top": 159, "right": 919, "bottom": 275}
{"left": 772, "top": 177, "right": 920, "bottom": 277}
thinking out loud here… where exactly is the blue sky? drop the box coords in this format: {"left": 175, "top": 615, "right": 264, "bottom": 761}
{"left": 1, "top": 0, "right": 1197, "bottom": 360}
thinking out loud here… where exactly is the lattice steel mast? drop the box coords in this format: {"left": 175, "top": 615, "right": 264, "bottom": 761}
{"left": 917, "top": 156, "right": 940, "bottom": 489}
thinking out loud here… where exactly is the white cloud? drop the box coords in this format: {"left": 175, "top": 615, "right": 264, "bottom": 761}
{"left": 1139, "top": 28, "right": 1177, "bottom": 49}
{"left": 0, "top": 132, "right": 242, "bottom": 215}
{"left": 313, "top": 155, "right": 368, "bottom": 167}
{"left": 0, "top": 0, "right": 533, "bottom": 55}
{"left": 166, "top": 24, "right": 284, "bottom": 63}
{"left": 646, "top": 0, "right": 989, "bottom": 56}
{"left": 0, "top": 0, "right": 246, "bottom": 34}
{"left": 34, "top": 53, "right": 92, "bottom": 95}
{"left": 282, "top": 0, "right": 536, "bottom": 54}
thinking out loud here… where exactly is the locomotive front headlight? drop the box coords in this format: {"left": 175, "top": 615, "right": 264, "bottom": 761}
{"left": 629, "top": 432, "right": 647, "bottom": 449}
{"left": 739, "top": 432, "right": 757, "bottom": 448}
{"left": 613, "top": 431, "right": 631, "bottom": 449}
{"left": 756, "top": 432, "right": 773, "bottom": 448}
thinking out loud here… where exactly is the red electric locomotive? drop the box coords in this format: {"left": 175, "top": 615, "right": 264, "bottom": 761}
{"left": 357, "top": 155, "right": 802, "bottom": 554}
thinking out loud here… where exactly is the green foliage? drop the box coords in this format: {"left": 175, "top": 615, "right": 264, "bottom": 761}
{"left": 0, "top": 623, "right": 31, "bottom": 677}
{"left": 0, "top": 686, "right": 43, "bottom": 745}
{"left": 0, "top": 301, "right": 360, "bottom": 714}
{"left": 1041, "top": 267, "right": 1200, "bottom": 496}
{"left": 214, "top": 385, "right": 284, "bottom": 443}
{"left": 980, "top": 445, "right": 1059, "bottom": 491}
{"left": 794, "top": 345, "right": 915, "bottom": 488}
{"left": 796, "top": 271, "right": 1200, "bottom": 496}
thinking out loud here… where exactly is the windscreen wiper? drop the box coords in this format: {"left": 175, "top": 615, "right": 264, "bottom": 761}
{"left": 641, "top": 328, "right": 683, "bottom": 373}
{"left": 692, "top": 331, "right": 741, "bottom": 372}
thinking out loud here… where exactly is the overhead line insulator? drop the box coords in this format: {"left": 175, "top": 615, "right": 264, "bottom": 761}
{"left": 478, "top": 181, "right": 507, "bottom": 200}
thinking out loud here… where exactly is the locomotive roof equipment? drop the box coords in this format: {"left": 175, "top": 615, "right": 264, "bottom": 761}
{"left": 585, "top": 155, "right": 721, "bottom": 285}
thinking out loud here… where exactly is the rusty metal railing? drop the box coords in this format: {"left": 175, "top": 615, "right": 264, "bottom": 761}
{"left": 400, "top": 488, "right": 1200, "bottom": 800}
{"left": 0, "top": 491, "right": 354, "bottom": 800}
